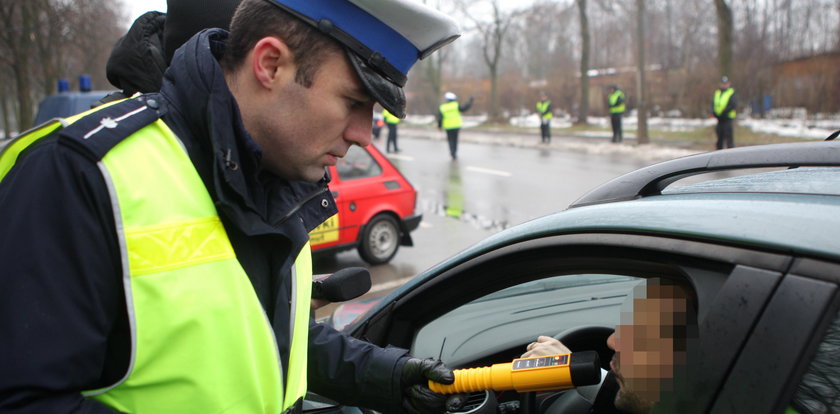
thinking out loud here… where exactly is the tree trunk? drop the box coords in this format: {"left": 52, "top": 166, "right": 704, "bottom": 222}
{"left": 714, "top": 0, "right": 734, "bottom": 79}
{"left": 636, "top": 0, "right": 649, "bottom": 144}
{"left": 427, "top": 54, "right": 443, "bottom": 113}
{"left": 577, "top": 0, "right": 590, "bottom": 125}
{"left": 1, "top": 82, "right": 10, "bottom": 139}
{"left": 490, "top": 65, "right": 499, "bottom": 121}
{"left": 15, "top": 2, "right": 35, "bottom": 129}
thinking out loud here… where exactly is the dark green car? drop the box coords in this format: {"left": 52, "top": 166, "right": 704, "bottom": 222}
{"left": 310, "top": 141, "right": 840, "bottom": 414}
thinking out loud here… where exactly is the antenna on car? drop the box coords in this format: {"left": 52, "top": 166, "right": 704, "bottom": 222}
{"left": 569, "top": 141, "right": 840, "bottom": 209}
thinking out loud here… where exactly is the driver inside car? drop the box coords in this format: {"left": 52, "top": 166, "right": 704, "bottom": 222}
{"left": 522, "top": 278, "right": 697, "bottom": 414}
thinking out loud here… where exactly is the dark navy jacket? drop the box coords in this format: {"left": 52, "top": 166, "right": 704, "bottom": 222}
{"left": 0, "top": 29, "right": 408, "bottom": 413}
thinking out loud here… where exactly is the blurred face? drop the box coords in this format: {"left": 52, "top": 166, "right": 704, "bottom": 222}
{"left": 241, "top": 46, "right": 374, "bottom": 182}
{"left": 606, "top": 284, "right": 690, "bottom": 414}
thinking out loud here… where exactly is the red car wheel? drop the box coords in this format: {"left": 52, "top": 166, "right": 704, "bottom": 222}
{"left": 358, "top": 214, "right": 400, "bottom": 265}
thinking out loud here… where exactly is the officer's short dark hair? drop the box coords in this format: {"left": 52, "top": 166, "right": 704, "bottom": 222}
{"left": 220, "top": 0, "right": 341, "bottom": 87}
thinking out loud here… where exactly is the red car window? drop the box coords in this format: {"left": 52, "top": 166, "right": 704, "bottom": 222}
{"left": 336, "top": 146, "right": 383, "bottom": 180}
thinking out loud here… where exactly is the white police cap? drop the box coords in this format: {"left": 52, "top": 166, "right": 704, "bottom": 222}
{"left": 264, "top": 0, "right": 461, "bottom": 118}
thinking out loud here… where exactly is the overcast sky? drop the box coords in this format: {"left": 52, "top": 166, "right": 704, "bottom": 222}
{"left": 127, "top": 0, "right": 167, "bottom": 24}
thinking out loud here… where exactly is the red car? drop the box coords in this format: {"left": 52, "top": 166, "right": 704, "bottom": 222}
{"left": 309, "top": 144, "right": 421, "bottom": 264}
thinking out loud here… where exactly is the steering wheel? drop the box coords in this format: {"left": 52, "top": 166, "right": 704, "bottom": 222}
{"left": 534, "top": 326, "right": 615, "bottom": 414}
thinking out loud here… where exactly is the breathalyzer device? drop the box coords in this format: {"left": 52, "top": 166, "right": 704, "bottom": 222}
{"left": 428, "top": 351, "right": 601, "bottom": 394}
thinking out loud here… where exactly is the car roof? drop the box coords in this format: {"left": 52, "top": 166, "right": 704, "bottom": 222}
{"left": 570, "top": 141, "right": 840, "bottom": 207}
{"left": 34, "top": 91, "right": 114, "bottom": 125}
{"left": 664, "top": 166, "right": 840, "bottom": 196}
{"left": 498, "top": 190, "right": 840, "bottom": 261}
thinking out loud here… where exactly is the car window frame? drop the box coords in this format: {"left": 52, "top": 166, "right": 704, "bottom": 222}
{"left": 335, "top": 145, "right": 383, "bottom": 182}
{"left": 349, "top": 232, "right": 795, "bottom": 413}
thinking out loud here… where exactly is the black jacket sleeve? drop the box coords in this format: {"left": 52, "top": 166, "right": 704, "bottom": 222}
{"left": 0, "top": 138, "right": 126, "bottom": 413}
{"left": 308, "top": 319, "right": 410, "bottom": 413}
{"left": 459, "top": 97, "right": 474, "bottom": 113}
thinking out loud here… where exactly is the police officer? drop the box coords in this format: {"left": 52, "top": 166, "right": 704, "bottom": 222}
{"left": 0, "top": 1, "right": 464, "bottom": 413}
{"left": 607, "top": 85, "right": 625, "bottom": 143}
{"left": 712, "top": 76, "right": 736, "bottom": 149}
{"left": 536, "top": 93, "right": 553, "bottom": 144}
{"left": 438, "top": 92, "right": 473, "bottom": 160}
{"left": 383, "top": 107, "right": 401, "bottom": 153}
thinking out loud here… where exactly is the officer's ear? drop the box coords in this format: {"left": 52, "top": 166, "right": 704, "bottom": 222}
{"left": 250, "top": 36, "right": 296, "bottom": 91}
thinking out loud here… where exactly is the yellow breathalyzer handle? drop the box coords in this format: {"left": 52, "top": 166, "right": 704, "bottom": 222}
{"left": 428, "top": 351, "right": 601, "bottom": 394}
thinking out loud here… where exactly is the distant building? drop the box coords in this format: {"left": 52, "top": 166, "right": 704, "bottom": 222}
{"left": 772, "top": 52, "right": 840, "bottom": 114}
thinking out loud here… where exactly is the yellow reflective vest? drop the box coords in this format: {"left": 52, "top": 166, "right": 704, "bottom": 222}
{"left": 536, "top": 99, "right": 553, "bottom": 121}
{"left": 0, "top": 103, "right": 311, "bottom": 414}
{"left": 714, "top": 88, "right": 736, "bottom": 119}
{"left": 608, "top": 90, "right": 625, "bottom": 114}
{"left": 439, "top": 101, "right": 462, "bottom": 130}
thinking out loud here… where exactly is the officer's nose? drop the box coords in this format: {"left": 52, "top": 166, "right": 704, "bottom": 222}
{"left": 345, "top": 104, "right": 374, "bottom": 147}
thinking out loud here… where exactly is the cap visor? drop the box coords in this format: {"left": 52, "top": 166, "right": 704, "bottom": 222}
{"left": 346, "top": 50, "right": 406, "bottom": 118}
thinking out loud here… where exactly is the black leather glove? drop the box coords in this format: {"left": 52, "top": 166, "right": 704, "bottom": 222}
{"left": 400, "top": 358, "right": 465, "bottom": 414}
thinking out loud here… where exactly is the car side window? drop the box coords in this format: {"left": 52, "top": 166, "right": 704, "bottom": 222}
{"left": 789, "top": 309, "right": 840, "bottom": 414}
{"left": 410, "top": 273, "right": 640, "bottom": 366}
{"left": 336, "top": 146, "right": 382, "bottom": 181}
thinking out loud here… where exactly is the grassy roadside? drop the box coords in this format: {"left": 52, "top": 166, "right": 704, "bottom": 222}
{"left": 460, "top": 122, "right": 818, "bottom": 151}
{"left": 641, "top": 125, "right": 815, "bottom": 150}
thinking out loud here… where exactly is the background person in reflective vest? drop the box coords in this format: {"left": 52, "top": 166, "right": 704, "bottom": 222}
{"left": 711, "top": 76, "right": 737, "bottom": 150}
{"left": 0, "top": 1, "right": 467, "bottom": 413}
{"left": 536, "top": 93, "right": 553, "bottom": 144}
{"left": 606, "top": 85, "right": 625, "bottom": 143}
{"left": 437, "top": 92, "right": 474, "bottom": 160}
{"left": 383, "top": 108, "right": 401, "bottom": 153}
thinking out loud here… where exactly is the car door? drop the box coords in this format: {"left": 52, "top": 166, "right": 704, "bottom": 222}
{"left": 330, "top": 145, "right": 386, "bottom": 246}
{"left": 710, "top": 257, "right": 840, "bottom": 414}
{"left": 342, "top": 232, "right": 794, "bottom": 414}
{"left": 310, "top": 146, "right": 385, "bottom": 250}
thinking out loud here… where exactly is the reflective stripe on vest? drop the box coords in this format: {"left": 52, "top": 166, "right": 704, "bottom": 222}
{"left": 440, "top": 101, "right": 462, "bottom": 130}
{"left": 382, "top": 109, "right": 400, "bottom": 124}
{"left": 0, "top": 115, "right": 311, "bottom": 414}
{"left": 714, "top": 88, "right": 736, "bottom": 119}
{"left": 536, "top": 100, "right": 553, "bottom": 120}
{"left": 608, "top": 91, "right": 625, "bottom": 114}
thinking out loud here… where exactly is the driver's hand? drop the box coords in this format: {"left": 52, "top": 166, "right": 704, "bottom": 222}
{"left": 522, "top": 336, "right": 572, "bottom": 358}
{"left": 401, "top": 358, "right": 465, "bottom": 414}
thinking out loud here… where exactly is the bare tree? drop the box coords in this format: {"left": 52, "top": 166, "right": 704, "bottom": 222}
{"left": 33, "top": 0, "right": 69, "bottom": 96}
{"left": 455, "top": 0, "right": 521, "bottom": 122}
{"left": 714, "top": 0, "right": 734, "bottom": 79}
{"left": 577, "top": 0, "right": 591, "bottom": 124}
{"left": 66, "top": 0, "right": 124, "bottom": 86}
{"left": 0, "top": 71, "right": 12, "bottom": 139}
{"left": 635, "top": 0, "right": 649, "bottom": 144}
{"left": 0, "top": 0, "right": 38, "bottom": 130}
